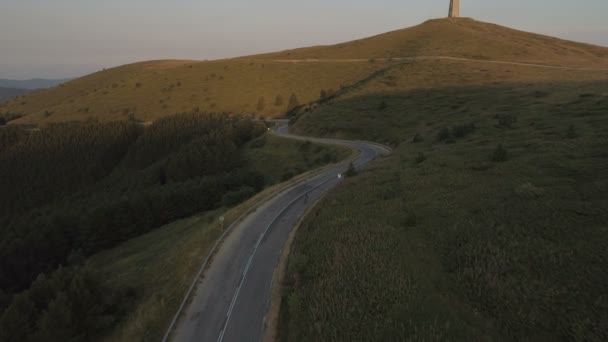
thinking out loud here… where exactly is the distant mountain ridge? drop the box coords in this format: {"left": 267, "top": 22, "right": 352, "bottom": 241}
{"left": 0, "top": 78, "right": 71, "bottom": 90}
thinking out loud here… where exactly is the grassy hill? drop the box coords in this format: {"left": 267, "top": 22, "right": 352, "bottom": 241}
{"left": 2, "top": 18, "right": 607, "bottom": 126}
{"left": 250, "top": 18, "right": 608, "bottom": 67}
{"left": 280, "top": 59, "right": 608, "bottom": 340}
{"left": 0, "top": 60, "right": 383, "bottom": 125}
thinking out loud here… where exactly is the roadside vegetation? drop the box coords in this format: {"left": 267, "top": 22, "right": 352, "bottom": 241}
{"left": 279, "top": 60, "right": 608, "bottom": 341}
{"left": 0, "top": 113, "right": 347, "bottom": 342}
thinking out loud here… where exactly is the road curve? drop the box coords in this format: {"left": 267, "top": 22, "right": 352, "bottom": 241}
{"left": 166, "top": 122, "right": 390, "bottom": 342}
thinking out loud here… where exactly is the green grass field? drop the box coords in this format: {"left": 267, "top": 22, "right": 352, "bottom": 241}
{"left": 279, "top": 60, "right": 608, "bottom": 341}
{"left": 88, "top": 134, "right": 350, "bottom": 342}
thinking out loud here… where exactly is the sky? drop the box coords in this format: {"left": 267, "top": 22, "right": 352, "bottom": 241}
{"left": 1, "top": 0, "right": 607, "bottom": 79}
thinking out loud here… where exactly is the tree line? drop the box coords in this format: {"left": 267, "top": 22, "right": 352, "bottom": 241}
{"left": 0, "top": 113, "right": 267, "bottom": 340}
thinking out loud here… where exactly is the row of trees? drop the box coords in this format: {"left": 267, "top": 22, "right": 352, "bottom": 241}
{"left": 0, "top": 113, "right": 267, "bottom": 313}
{"left": 0, "top": 265, "right": 132, "bottom": 342}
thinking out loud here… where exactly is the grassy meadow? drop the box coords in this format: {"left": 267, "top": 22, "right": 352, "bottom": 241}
{"left": 279, "top": 59, "right": 608, "bottom": 341}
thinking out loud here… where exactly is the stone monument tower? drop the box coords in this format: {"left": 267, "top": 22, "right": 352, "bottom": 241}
{"left": 449, "top": 0, "right": 460, "bottom": 18}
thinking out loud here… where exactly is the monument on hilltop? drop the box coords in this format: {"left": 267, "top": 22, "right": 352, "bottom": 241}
{"left": 449, "top": 0, "right": 460, "bottom": 18}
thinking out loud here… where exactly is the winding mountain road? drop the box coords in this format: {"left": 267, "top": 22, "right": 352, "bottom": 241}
{"left": 165, "top": 122, "right": 391, "bottom": 342}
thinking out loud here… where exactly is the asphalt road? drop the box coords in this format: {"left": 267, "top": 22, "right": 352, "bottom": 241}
{"left": 168, "top": 123, "right": 390, "bottom": 342}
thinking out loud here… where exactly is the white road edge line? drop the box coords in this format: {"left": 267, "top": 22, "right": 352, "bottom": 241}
{"left": 216, "top": 172, "right": 342, "bottom": 342}
{"left": 161, "top": 157, "right": 349, "bottom": 342}
{"left": 162, "top": 125, "right": 391, "bottom": 342}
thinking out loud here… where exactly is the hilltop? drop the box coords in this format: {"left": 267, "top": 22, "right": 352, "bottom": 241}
{"left": 251, "top": 18, "right": 608, "bottom": 67}
{"left": 1, "top": 18, "right": 607, "bottom": 126}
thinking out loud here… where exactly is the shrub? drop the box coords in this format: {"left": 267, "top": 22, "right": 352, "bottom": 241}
{"left": 320, "top": 90, "right": 328, "bottom": 100}
{"left": 221, "top": 186, "right": 255, "bottom": 207}
{"left": 496, "top": 113, "right": 517, "bottom": 129}
{"left": 491, "top": 144, "right": 508, "bottom": 162}
{"left": 452, "top": 123, "right": 476, "bottom": 138}
{"left": 250, "top": 136, "right": 266, "bottom": 149}
{"left": 287, "top": 94, "right": 300, "bottom": 112}
{"left": 412, "top": 133, "right": 424, "bottom": 143}
{"left": 415, "top": 152, "right": 427, "bottom": 164}
{"left": 299, "top": 140, "right": 312, "bottom": 152}
{"left": 404, "top": 210, "right": 417, "bottom": 227}
{"left": 344, "top": 162, "right": 357, "bottom": 177}
{"left": 378, "top": 101, "right": 388, "bottom": 111}
{"left": 0, "top": 117, "right": 5, "bottom": 126}
{"left": 515, "top": 183, "right": 545, "bottom": 198}
{"left": 281, "top": 170, "right": 295, "bottom": 182}
{"left": 438, "top": 127, "right": 451, "bottom": 141}
{"left": 256, "top": 97, "right": 266, "bottom": 112}
{"left": 321, "top": 152, "right": 337, "bottom": 164}
{"left": 566, "top": 125, "right": 578, "bottom": 139}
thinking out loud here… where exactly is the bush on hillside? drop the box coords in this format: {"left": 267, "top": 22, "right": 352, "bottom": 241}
{"left": 257, "top": 97, "right": 266, "bottom": 112}
{"left": 491, "top": 144, "right": 508, "bottom": 162}
{"left": 320, "top": 90, "right": 328, "bottom": 100}
{"left": 222, "top": 186, "right": 256, "bottom": 207}
{"left": 415, "top": 152, "right": 427, "bottom": 164}
{"left": 344, "top": 162, "right": 358, "bottom": 177}
{"left": 452, "top": 123, "right": 476, "bottom": 138}
{"left": 287, "top": 94, "right": 300, "bottom": 112}
{"left": 496, "top": 113, "right": 517, "bottom": 129}
{"left": 378, "top": 101, "right": 388, "bottom": 111}
{"left": 438, "top": 127, "right": 451, "bottom": 141}
{"left": 412, "top": 133, "right": 424, "bottom": 143}
{"left": 566, "top": 125, "right": 578, "bottom": 139}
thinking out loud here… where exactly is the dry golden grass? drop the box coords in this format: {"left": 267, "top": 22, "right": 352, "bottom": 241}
{"left": 251, "top": 18, "right": 608, "bottom": 67}
{"left": 3, "top": 18, "right": 607, "bottom": 126}
{"left": 0, "top": 60, "right": 382, "bottom": 125}
{"left": 344, "top": 58, "right": 608, "bottom": 98}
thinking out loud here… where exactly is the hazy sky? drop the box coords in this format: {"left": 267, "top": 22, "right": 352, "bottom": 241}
{"left": 1, "top": 0, "right": 607, "bottom": 79}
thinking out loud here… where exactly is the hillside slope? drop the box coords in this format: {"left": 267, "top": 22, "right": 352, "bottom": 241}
{"left": 251, "top": 18, "right": 608, "bottom": 67}
{"left": 1, "top": 60, "right": 383, "bottom": 125}
{"left": 2, "top": 18, "right": 607, "bottom": 126}
{"left": 281, "top": 59, "right": 608, "bottom": 341}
